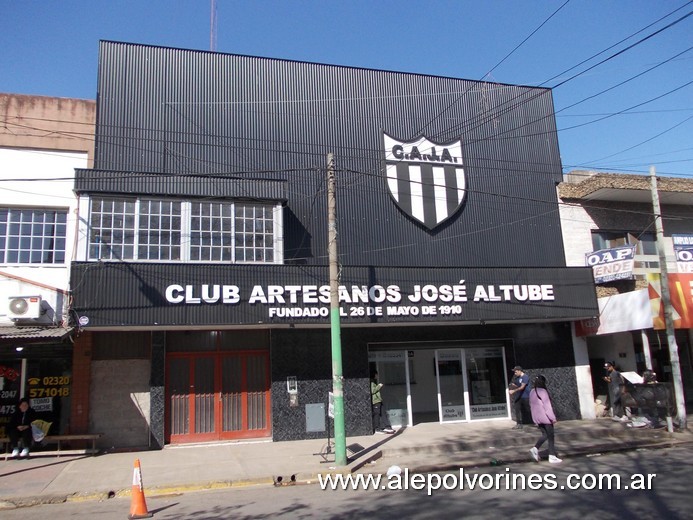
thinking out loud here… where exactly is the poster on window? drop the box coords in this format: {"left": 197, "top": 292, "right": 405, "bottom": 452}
{"left": 470, "top": 403, "right": 508, "bottom": 419}
{"left": 586, "top": 246, "right": 636, "bottom": 284}
{"left": 0, "top": 362, "right": 22, "bottom": 438}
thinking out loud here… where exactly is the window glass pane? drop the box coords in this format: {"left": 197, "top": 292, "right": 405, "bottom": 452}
{"left": 88, "top": 197, "right": 184, "bottom": 261}
{"left": 591, "top": 231, "right": 627, "bottom": 251}
{"left": 231, "top": 203, "right": 276, "bottom": 264}
{"left": 0, "top": 208, "right": 68, "bottom": 265}
{"left": 189, "top": 201, "right": 234, "bottom": 262}
{"left": 85, "top": 198, "right": 278, "bottom": 265}
{"left": 631, "top": 233, "right": 657, "bottom": 255}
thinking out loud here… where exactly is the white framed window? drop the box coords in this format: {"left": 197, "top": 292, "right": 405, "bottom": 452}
{"left": 86, "top": 196, "right": 280, "bottom": 263}
{"left": 0, "top": 208, "right": 67, "bottom": 264}
{"left": 190, "top": 201, "right": 233, "bottom": 261}
{"left": 234, "top": 204, "right": 275, "bottom": 263}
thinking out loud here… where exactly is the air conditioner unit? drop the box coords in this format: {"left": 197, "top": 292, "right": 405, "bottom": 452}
{"left": 7, "top": 296, "right": 43, "bottom": 319}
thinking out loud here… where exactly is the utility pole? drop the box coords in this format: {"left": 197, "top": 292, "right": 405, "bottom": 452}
{"left": 327, "top": 153, "right": 347, "bottom": 465}
{"left": 650, "top": 165, "right": 687, "bottom": 430}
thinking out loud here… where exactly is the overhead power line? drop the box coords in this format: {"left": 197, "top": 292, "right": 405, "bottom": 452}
{"left": 416, "top": 0, "right": 572, "bottom": 136}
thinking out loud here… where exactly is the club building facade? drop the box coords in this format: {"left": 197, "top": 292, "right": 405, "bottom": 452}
{"left": 68, "top": 41, "right": 598, "bottom": 449}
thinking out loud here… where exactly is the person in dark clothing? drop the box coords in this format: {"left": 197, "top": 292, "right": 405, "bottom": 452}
{"left": 603, "top": 361, "right": 626, "bottom": 421}
{"left": 371, "top": 371, "right": 394, "bottom": 434}
{"left": 509, "top": 366, "right": 530, "bottom": 429}
{"left": 8, "top": 398, "right": 36, "bottom": 458}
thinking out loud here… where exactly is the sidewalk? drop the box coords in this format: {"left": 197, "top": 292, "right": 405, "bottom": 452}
{"left": 1, "top": 417, "right": 692, "bottom": 509}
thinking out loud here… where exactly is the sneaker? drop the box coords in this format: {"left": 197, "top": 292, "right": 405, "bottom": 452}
{"left": 11, "top": 448, "right": 19, "bottom": 458}
{"left": 611, "top": 416, "right": 622, "bottom": 422}
{"left": 383, "top": 428, "right": 395, "bottom": 434}
{"left": 548, "top": 455, "right": 562, "bottom": 464}
{"left": 620, "top": 416, "right": 630, "bottom": 423}
{"left": 19, "top": 448, "right": 29, "bottom": 458}
{"left": 529, "top": 447, "right": 540, "bottom": 462}
{"left": 375, "top": 429, "right": 387, "bottom": 434}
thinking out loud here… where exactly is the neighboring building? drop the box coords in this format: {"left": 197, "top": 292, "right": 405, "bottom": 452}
{"left": 0, "top": 93, "right": 95, "bottom": 439}
{"left": 558, "top": 170, "right": 693, "bottom": 413}
{"left": 69, "top": 41, "right": 598, "bottom": 449}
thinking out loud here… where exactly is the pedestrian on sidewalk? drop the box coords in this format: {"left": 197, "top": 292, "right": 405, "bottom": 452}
{"left": 509, "top": 366, "right": 530, "bottom": 430}
{"left": 8, "top": 398, "right": 37, "bottom": 459}
{"left": 603, "top": 361, "right": 627, "bottom": 422}
{"left": 371, "top": 371, "right": 394, "bottom": 434}
{"left": 528, "top": 375, "right": 562, "bottom": 464}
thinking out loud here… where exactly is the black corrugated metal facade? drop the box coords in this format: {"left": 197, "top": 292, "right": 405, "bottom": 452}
{"left": 93, "top": 41, "right": 565, "bottom": 268}
{"left": 71, "top": 41, "right": 599, "bottom": 447}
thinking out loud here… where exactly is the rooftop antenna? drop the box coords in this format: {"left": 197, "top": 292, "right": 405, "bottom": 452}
{"left": 210, "top": 0, "right": 217, "bottom": 51}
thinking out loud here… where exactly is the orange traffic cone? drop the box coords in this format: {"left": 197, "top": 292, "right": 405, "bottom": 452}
{"left": 128, "top": 459, "right": 153, "bottom": 519}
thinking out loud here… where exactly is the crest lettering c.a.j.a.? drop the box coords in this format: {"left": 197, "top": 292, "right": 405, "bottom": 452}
{"left": 383, "top": 133, "right": 466, "bottom": 230}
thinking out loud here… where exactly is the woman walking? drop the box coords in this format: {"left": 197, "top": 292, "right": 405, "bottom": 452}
{"left": 528, "top": 375, "right": 562, "bottom": 464}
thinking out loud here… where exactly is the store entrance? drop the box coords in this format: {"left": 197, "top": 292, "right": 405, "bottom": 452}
{"left": 369, "top": 344, "right": 510, "bottom": 427}
{"left": 165, "top": 350, "right": 271, "bottom": 443}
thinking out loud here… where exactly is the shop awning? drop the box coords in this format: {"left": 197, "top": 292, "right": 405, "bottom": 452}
{"left": 0, "top": 326, "right": 74, "bottom": 341}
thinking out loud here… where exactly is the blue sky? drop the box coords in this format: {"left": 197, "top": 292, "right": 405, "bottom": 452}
{"left": 2, "top": 0, "right": 691, "bottom": 177}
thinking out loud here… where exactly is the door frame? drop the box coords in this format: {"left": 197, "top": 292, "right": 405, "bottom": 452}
{"left": 165, "top": 350, "right": 271, "bottom": 444}
{"left": 369, "top": 343, "right": 512, "bottom": 427}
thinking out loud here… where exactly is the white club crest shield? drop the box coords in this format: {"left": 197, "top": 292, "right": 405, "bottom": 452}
{"left": 383, "top": 133, "right": 466, "bottom": 230}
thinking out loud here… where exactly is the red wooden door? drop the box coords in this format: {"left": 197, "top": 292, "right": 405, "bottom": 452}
{"left": 166, "top": 351, "right": 271, "bottom": 443}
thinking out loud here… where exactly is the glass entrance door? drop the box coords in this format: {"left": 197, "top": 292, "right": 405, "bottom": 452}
{"left": 465, "top": 347, "right": 509, "bottom": 420}
{"left": 436, "top": 349, "right": 466, "bottom": 422}
{"left": 369, "top": 344, "right": 510, "bottom": 427}
{"left": 368, "top": 351, "right": 411, "bottom": 428}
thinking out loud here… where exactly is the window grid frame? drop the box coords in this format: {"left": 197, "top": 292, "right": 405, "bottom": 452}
{"left": 87, "top": 196, "right": 277, "bottom": 264}
{"left": 0, "top": 207, "right": 68, "bottom": 265}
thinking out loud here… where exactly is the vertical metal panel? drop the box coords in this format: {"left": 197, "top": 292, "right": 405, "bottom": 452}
{"left": 95, "top": 41, "right": 566, "bottom": 268}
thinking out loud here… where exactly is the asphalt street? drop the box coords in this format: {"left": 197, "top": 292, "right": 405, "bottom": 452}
{"left": 2, "top": 444, "right": 689, "bottom": 520}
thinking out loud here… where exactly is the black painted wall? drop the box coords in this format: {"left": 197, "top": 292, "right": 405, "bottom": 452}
{"left": 270, "top": 329, "right": 372, "bottom": 441}
{"left": 269, "top": 322, "right": 579, "bottom": 441}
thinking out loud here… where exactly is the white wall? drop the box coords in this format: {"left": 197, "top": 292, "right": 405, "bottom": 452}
{"left": 0, "top": 147, "right": 86, "bottom": 324}
{"left": 571, "top": 327, "right": 596, "bottom": 419}
{"left": 558, "top": 200, "right": 596, "bottom": 267}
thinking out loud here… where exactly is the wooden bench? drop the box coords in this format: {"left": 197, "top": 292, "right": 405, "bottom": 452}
{"left": 1, "top": 433, "right": 103, "bottom": 459}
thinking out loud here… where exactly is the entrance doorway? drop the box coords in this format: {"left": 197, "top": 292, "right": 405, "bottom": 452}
{"left": 165, "top": 351, "right": 271, "bottom": 443}
{"left": 369, "top": 344, "right": 510, "bottom": 427}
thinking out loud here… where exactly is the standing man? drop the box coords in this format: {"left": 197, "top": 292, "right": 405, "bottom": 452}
{"left": 509, "top": 366, "right": 530, "bottom": 429}
{"left": 603, "top": 361, "right": 626, "bottom": 421}
{"left": 371, "top": 371, "right": 394, "bottom": 434}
